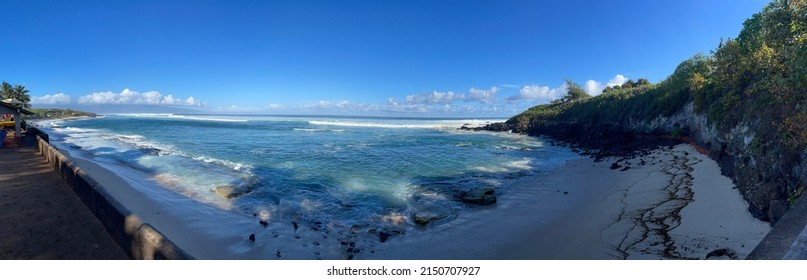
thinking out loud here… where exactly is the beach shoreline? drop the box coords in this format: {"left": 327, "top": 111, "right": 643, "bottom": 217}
{"left": 370, "top": 144, "right": 770, "bottom": 260}
{"left": 42, "top": 132, "right": 769, "bottom": 259}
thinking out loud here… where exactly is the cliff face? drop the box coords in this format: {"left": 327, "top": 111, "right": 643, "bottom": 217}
{"left": 632, "top": 102, "right": 800, "bottom": 224}
{"left": 484, "top": 101, "right": 799, "bottom": 224}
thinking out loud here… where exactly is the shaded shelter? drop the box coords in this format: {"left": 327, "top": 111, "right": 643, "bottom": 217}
{"left": 0, "top": 99, "right": 35, "bottom": 138}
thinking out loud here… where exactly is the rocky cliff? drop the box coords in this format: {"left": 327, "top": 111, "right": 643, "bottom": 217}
{"left": 478, "top": 100, "right": 802, "bottom": 224}
{"left": 628, "top": 102, "right": 800, "bottom": 224}
{"left": 475, "top": 0, "right": 807, "bottom": 225}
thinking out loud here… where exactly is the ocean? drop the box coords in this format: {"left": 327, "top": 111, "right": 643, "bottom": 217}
{"left": 37, "top": 114, "right": 581, "bottom": 258}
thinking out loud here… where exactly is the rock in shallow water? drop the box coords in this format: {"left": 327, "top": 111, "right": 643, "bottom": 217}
{"left": 412, "top": 211, "right": 448, "bottom": 225}
{"left": 212, "top": 184, "right": 254, "bottom": 199}
{"left": 459, "top": 187, "right": 497, "bottom": 205}
{"left": 379, "top": 231, "right": 392, "bottom": 243}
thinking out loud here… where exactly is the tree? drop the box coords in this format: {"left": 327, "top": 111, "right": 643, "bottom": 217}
{"left": 1, "top": 82, "right": 12, "bottom": 100}
{"left": 637, "top": 78, "right": 651, "bottom": 86}
{"left": 561, "top": 79, "right": 590, "bottom": 103}
{"left": 1, "top": 82, "right": 32, "bottom": 108}
{"left": 622, "top": 79, "right": 635, "bottom": 88}
{"left": 12, "top": 85, "right": 31, "bottom": 108}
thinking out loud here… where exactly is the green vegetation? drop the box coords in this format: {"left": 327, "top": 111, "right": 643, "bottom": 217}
{"left": 507, "top": 0, "right": 807, "bottom": 148}
{"left": 1, "top": 81, "right": 32, "bottom": 108}
{"left": 789, "top": 185, "right": 805, "bottom": 206}
{"left": 27, "top": 108, "right": 96, "bottom": 119}
{"left": 557, "top": 79, "right": 591, "bottom": 104}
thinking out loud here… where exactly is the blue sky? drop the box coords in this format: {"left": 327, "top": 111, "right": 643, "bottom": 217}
{"left": 1, "top": 0, "right": 770, "bottom": 116}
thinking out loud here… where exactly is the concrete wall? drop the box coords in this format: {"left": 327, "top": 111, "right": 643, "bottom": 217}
{"left": 35, "top": 135, "right": 193, "bottom": 260}
{"left": 747, "top": 194, "right": 807, "bottom": 259}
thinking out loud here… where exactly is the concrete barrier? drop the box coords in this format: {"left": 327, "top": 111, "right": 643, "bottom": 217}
{"left": 747, "top": 194, "right": 807, "bottom": 259}
{"left": 36, "top": 135, "right": 193, "bottom": 260}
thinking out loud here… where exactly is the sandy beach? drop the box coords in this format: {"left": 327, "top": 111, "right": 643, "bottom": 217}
{"left": 371, "top": 144, "right": 770, "bottom": 259}
{"left": 503, "top": 144, "right": 770, "bottom": 259}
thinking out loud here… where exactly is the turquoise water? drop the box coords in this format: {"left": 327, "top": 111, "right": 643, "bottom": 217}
{"left": 40, "top": 114, "right": 579, "bottom": 234}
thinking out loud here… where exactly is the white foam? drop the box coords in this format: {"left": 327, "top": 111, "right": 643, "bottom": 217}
{"left": 191, "top": 155, "right": 252, "bottom": 171}
{"left": 293, "top": 128, "right": 344, "bottom": 132}
{"left": 293, "top": 128, "right": 324, "bottom": 132}
{"left": 307, "top": 119, "right": 501, "bottom": 130}
{"left": 55, "top": 127, "right": 99, "bottom": 133}
{"left": 472, "top": 159, "right": 535, "bottom": 173}
{"left": 173, "top": 115, "right": 248, "bottom": 123}
{"left": 292, "top": 128, "right": 345, "bottom": 132}
{"left": 117, "top": 113, "right": 249, "bottom": 123}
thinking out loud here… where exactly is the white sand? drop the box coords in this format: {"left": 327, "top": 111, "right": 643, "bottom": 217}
{"left": 58, "top": 143, "right": 769, "bottom": 259}
{"left": 373, "top": 144, "right": 770, "bottom": 259}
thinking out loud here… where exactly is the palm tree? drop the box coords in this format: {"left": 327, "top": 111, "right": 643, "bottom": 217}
{"left": 1, "top": 82, "right": 32, "bottom": 108}
{"left": 1, "top": 81, "right": 13, "bottom": 100}
{"left": 12, "top": 85, "right": 31, "bottom": 108}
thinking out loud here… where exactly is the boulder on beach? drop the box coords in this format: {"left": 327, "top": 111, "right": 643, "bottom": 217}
{"left": 212, "top": 184, "right": 254, "bottom": 199}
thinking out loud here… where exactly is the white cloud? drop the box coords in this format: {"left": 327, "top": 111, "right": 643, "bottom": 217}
{"left": 584, "top": 80, "right": 602, "bottom": 96}
{"left": 403, "top": 86, "right": 500, "bottom": 106}
{"left": 267, "top": 103, "right": 286, "bottom": 110}
{"left": 584, "top": 74, "right": 630, "bottom": 96}
{"left": 506, "top": 83, "right": 567, "bottom": 103}
{"left": 406, "top": 91, "right": 463, "bottom": 104}
{"left": 466, "top": 87, "right": 499, "bottom": 104}
{"left": 212, "top": 105, "right": 266, "bottom": 112}
{"left": 608, "top": 74, "right": 629, "bottom": 88}
{"left": 77, "top": 89, "right": 202, "bottom": 106}
{"left": 31, "top": 93, "right": 71, "bottom": 104}
{"left": 301, "top": 100, "right": 381, "bottom": 112}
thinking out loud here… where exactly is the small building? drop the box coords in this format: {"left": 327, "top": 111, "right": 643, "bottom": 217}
{"left": 0, "top": 100, "right": 35, "bottom": 138}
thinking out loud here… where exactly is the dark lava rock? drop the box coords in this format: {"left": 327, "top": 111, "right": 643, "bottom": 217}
{"left": 379, "top": 231, "right": 392, "bottom": 243}
{"left": 212, "top": 184, "right": 254, "bottom": 199}
{"left": 259, "top": 220, "right": 268, "bottom": 227}
{"left": 610, "top": 162, "right": 621, "bottom": 170}
{"left": 460, "top": 187, "right": 497, "bottom": 205}
{"left": 412, "top": 211, "right": 447, "bottom": 225}
{"left": 248, "top": 234, "right": 256, "bottom": 242}
{"left": 705, "top": 248, "right": 738, "bottom": 260}
{"left": 482, "top": 122, "right": 511, "bottom": 132}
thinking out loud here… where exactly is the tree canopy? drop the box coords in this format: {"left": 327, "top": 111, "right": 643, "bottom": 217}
{"left": 559, "top": 79, "right": 590, "bottom": 103}
{"left": 1, "top": 81, "right": 32, "bottom": 108}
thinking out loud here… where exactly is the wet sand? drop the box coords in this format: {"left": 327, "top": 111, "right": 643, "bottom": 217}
{"left": 372, "top": 144, "right": 770, "bottom": 259}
